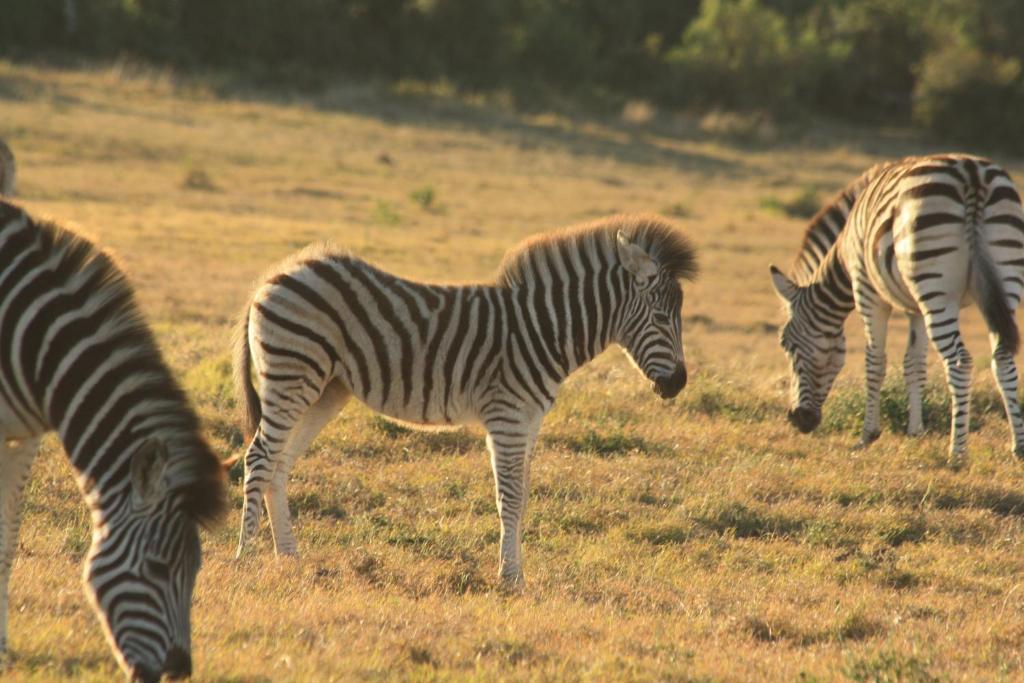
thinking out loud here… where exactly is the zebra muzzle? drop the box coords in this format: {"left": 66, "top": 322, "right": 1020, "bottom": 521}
{"left": 787, "top": 406, "right": 820, "bottom": 433}
{"left": 654, "top": 366, "right": 687, "bottom": 399}
{"left": 163, "top": 646, "right": 192, "bottom": 680}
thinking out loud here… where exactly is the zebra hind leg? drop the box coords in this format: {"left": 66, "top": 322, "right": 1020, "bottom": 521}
{"left": 925, "top": 310, "right": 972, "bottom": 464}
{"left": 236, "top": 428, "right": 277, "bottom": 559}
{"left": 856, "top": 299, "right": 891, "bottom": 448}
{"left": 0, "top": 435, "right": 39, "bottom": 656}
{"left": 987, "top": 332, "right": 1024, "bottom": 458}
{"left": 904, "top": 314, "right": 928, "bottom": 436}
{"left": 265, "top": 380, "right": 351, "bottom": 557}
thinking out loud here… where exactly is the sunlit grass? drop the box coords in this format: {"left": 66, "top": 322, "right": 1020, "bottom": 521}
{"left": 2, "top": 60, "right": 1024, "bottom": 680}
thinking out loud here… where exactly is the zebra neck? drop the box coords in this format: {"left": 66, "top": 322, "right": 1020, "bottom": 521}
{"left": 800, "top": 246, "right": 855, "bottom": 323}
{"left": 506, "top": 266, "right": 628, "bottom": 385}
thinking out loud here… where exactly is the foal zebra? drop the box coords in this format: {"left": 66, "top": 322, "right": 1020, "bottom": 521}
{"left": 232, "top": 214, "right": 697, "bottom": 585}
{"left": 0, "top": 200, "right": 226, "bottom": 681}
{"left": 771, "top": 154, "right": 1024, "bottom": 461}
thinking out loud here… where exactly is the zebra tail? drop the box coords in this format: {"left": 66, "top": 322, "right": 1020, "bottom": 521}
{"left": 969, "top": 193, "right": 1020, "bottom": 355}
{"left": 233, "top": 303, "right": 262, "bottom": 443}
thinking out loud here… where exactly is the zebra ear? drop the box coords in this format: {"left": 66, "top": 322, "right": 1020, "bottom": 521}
{"left": 769, "top": 265, "right": 799, "bottom": 302}
{"left": 130, "top": 438, "right": 170, "bottom": 508}
{"left": 617, "top": 231, "right": 658, "bottom": 281}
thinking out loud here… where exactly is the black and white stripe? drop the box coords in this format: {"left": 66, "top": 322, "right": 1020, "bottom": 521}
{"left": 232, "top": 214, "right": 697, "bottom": 585}
{"left": 771, "top": 154, "right": 1024, "bottom": 461}
{"left": 0, "top": 200, "right": 226, "bottom": 681}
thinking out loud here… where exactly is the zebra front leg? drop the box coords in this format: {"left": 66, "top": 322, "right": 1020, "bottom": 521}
{"left": 0, "top": 436, "right": 39, "bottom": 656}
{"left": 485, "top": 423, "right": 538, "bottom": 588}
{"left": 856, "top": 300, "right": 891, "bottom": 448}
{"left": 988, "top": 332, "right": 1024, "bottom": 458}
{"left": 904, "top": 314, "right": 928, "bottom": 436}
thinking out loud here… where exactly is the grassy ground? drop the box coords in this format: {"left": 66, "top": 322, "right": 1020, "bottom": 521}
{"left": 3, "top": 60, "right": 1024, "bottom": 681}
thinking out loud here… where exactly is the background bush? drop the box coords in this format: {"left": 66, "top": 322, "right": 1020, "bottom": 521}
{"left": 2, "top": 0, "right": 1023, "bottom": 152}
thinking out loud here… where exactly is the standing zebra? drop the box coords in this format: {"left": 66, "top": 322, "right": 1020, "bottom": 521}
{"left": 0, "top": 139, "right": 15, "bottom": 197}
{"left": 0, "top": 200, "right": 227, "bottom": 681}
{"left": 771, "top": 154, "right": 1024, "bottom": 461}
{"left": 232, "top": 214, "right": 697, "bottom": 585}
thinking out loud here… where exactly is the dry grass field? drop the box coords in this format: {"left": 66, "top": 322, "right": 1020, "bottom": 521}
{"left": 3, "top": 60, "right": 1024, "bottom": 681}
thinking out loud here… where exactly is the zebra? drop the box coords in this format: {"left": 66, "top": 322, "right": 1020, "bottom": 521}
{"left": 0, "top": 139, "right": 15, "bottom": 197}
{"left": 0, "top": 199, "right": 227, "bottom": 681}
{"left": 770, "top": 154, "right": 1024, "bottom": 462}
{"left": 231, "top": 214, "right": 697, "bottom": 585}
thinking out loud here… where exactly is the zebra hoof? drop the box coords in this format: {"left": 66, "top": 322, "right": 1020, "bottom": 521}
{"left": 907, "top": 425, "right": 924, "bottom": 437}
{"left": 1013, "top": 446, "right": 1024, "bottom": 461}
{"left": 498, "top": 570, "right": 525, "bottom": 593}
{"left": 853, "top": 432, "right": 880, "bottom": 450}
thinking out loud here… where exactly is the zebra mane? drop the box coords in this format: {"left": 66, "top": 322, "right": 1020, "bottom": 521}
{"left": 496, "top": 213, "right": 698, "bottom": 288}
{"left": 11, "top": 203, "right": 228, "bottom": 528}
{"left": 792, "top": 160, "right": 898, "bottom": 281}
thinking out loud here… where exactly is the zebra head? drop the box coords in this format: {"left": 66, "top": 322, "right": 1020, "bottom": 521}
{"left": 616, "top": 231, "right": 688, "bottom": 399}
{"left": 770, "top": 266, "right": 846, "bottom": 433}
{"left": 84, "top": 438, "right": 202, "bottom": 682}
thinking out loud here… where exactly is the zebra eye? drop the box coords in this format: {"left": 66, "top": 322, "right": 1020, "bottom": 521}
{"left": 653, "top": 312, "right": 670, "bottom": 325}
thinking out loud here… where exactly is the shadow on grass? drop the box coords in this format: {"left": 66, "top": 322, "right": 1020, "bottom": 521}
{"left": 9, "top": 651, "right": 115, "bottom": 679}
{"left": 544, "top": 429, "right": 667, "bottom": 457}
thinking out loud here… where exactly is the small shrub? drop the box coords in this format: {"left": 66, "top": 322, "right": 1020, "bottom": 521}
{"left": 874, "top": 515, "right": 927, "bottom": 547}
{"left": 184, "top": 355, "right": 234, "bottom": 408}
{"left": 549, "top": 430, "right": 657, "bottom": 457}
{"left": 181, "top": 167, "right": 217, "bottom": 191}
{"left": 821, "top": 377, "right": 949, "bottom": 436}
{"left": 693, "top": 500, "right": 802, "bottom": 539}
{"left": 409, "top": 185, "right": 435, "bottom": 209}
{"left": 373, "top": 199, "right": 401, "bottom": 226}
{"left": 842, "top": 650, "right": 938, "bottom": 683}
{"left": 662, "top": 202, "right": 692, "bottom": 218}
{"left": 832, "top": 610, "right": 884, "bottom": 642}
{"left": 761, "top": 185, "right": 821, "bottom": 219}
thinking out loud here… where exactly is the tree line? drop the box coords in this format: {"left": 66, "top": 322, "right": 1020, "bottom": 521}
{"left": 3, "top": 0, "right": 1023, "bottom": 151}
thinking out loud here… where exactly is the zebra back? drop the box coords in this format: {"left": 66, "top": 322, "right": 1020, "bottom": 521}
{"left": 791, "top": 160, "right": 896, "bottom": 283}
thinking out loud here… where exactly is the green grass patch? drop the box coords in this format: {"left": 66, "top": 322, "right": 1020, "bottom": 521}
{"left": 546, "top": 429, "right": 663, "bottom": 457}
{"left": 842, "top": 650, "right": 938, "bottom": 683}
{"left": 760, "top": 185, "right": 821, "bottom": 219}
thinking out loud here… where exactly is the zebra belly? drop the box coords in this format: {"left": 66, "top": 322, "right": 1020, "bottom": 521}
{"left": 353, "top": 382, "right": 479, "bottom": 429}
{"left": 869, "top": 228, "right": 918, "bottom": 312}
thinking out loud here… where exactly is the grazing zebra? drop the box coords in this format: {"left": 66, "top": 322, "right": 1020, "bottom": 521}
{"left": 0, "top": 200, "right": 227, "bottom": 681}
{"left": 232, "top": 214, "right": 697, "bottom": 585}
{"left": 770, "top": 154, "right": 1024, "bottom": 461}
{"left": 0, "top": 139, "right": 15, "bottom": 196}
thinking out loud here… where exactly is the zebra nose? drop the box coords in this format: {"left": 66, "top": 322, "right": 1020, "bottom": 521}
{"left": 129, "top": 664, "right": 161, "bottom": 683}
{"left": 163, "top": 647, "right": 192, "bottom": 680}
{"left": 787, "top": 406, "right": 820, "bottom": 433}
{"left": 654, "top": 366, "right": 687, "bottom": 399}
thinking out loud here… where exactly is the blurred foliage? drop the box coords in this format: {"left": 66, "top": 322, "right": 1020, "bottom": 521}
{"left": 3, "top": 0, "right": 1024, "bottom": 151}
